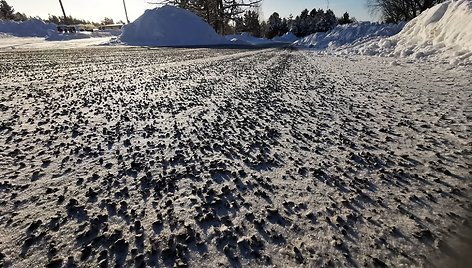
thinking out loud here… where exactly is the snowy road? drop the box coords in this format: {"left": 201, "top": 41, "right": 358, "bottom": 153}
{"left": 0, "top": 47, "right": 471, "bottom": 267}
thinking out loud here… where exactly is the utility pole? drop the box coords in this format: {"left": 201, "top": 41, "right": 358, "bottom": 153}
{"left": 59, "top": 0, "right": 67, "bottom": 24}
{"left": 123, "top": 0, "right": 130, "bottom": 24}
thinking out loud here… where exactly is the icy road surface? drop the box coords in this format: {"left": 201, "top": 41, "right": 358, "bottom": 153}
{"left": 0, "top": 48, "right": 471, "bottom": 267}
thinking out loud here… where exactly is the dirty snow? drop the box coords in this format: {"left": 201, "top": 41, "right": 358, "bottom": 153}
{"left": 0, "top": 47, "right": 471, "bottom": 267}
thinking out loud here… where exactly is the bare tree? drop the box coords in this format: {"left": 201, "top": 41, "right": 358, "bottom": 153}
{"left": 147, "top": 0, "right": 261, "bottom": 34}
{"left": 368, "top": 0, "right": 445, "bottom": 23}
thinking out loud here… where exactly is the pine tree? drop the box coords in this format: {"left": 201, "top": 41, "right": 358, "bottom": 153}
{"left": 243, "top": 10, "right": 261, "bottom": 37}
{"left": 266, "top": 12, "right": 282, "bottom": 39}
{"left": 0, "top": 0, "right": 15, "bottom": 20}
{"left": 338, "top": 12, "right": 353, "bottom": 25}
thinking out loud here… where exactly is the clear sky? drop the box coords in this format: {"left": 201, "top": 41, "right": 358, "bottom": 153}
{"left": 7, "top": 0, "right": 373, "bottom": 23}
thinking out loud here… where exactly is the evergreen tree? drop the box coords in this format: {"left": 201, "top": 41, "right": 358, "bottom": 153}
{"left": 318, "top": 9, "right": 337, "bottom": 32}
{"left": 243, "top": 10, "right": 261, "bottom": 37}
{"left": 0, "top": 0, "right": 14, "bottom": 20}
{"left": 338, "top": 12, "right": 354, "bottom": 25}
{"left": 266, "top": 12, "right": 282, "bottom": 39}
{"left": 101, "top": 17, "right": 115, "bottom": 25}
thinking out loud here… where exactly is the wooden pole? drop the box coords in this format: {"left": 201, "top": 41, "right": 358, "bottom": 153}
{"left": 123, "top": 0, "right": 130, "bottom": 24}
{"left": 59, "top": 0, "right": 67, "bottom": 24}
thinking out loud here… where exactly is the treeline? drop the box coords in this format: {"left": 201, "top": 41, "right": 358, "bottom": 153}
{"left": 46, "top": 15, "right": 123, "bottom": 26}
{"left": 0, "top": 0, "right": 28, "bottom": 21}
{"left": 156, "top": 0, "right": 354, "bottom": 38}
{"left": 235, "top": 9, "right": 355, "bottom": 39}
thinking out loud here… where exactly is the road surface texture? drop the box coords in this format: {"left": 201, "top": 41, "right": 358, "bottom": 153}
{"left": 0, "top": 47, "right": 471, "bottom": 267}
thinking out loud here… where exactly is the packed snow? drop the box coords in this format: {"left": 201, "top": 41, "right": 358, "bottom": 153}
{"left": 119, "top": 5, "right": 228, "bottom": 47}
{"left": 1, "top": 46, "right": 471, "bottom": 267}
{"left": 0, "top": 36, "right": 112, "bottom": 51}
{"left": 225, "top": 32, "right": 275, "bottom": 46}
{"left": 46, "top": 30, "right": 121, "bottom": 41}
{"left": 0, "top": 19, "right": 56, "bottom": 37}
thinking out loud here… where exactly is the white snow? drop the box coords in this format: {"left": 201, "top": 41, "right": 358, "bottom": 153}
{"left": 388, "top": 0, "right": 472, "bottom": 65}
{"left": 293, "top": 22, "right": 404, "bottom": 49}
{"left": 225, "top": 32, "right": 275, "bottom": 46}
{"left": 46, "top": 30, "right": 121, "bottom": 41}
{"left": 0, "top": 36, "right": 112, "bottom": 51}
{"left": 296, "top": 0, "right": 472, "bottom": 65}
{"left": 0, "top": 19, "right": 56, "bottom": 37}
{"left": 119, "top": 5, "right": 228, "bottom": 47}
{"left": 272, "top": 32, "right": 299, "bottom": 43}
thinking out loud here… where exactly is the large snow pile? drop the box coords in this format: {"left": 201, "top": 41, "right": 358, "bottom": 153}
{"left": 272, "top": 32, "right": 299, "bottom": 43}
{"left": 0, "top": 19, "right": 56, "bottom": 37}
{"left": 119, "top": 5, "right": 228, "bottom": 46}
{"left": 293, "top": 22, "right": 404, "bottom": 49}
{"left": 355, "top": 0, "right": 472, "bottom": 65}
{"left": 225, "top": 32, "right": 275, "bottom": 46}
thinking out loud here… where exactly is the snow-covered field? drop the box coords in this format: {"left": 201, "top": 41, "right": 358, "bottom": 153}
{"left": 0, "top": 47, "right": 471, "bottom": 267}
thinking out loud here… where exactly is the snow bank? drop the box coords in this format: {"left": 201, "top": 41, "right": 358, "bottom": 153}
{"left": 390, "top": 0, "right": 472, "bottom": 65}
{"left": 225, "top": 32, "right": 275, "bottom": 46}
{"left": 301, "top": 0, "right": 472, "bottom": 65}
{"left": 119, "top": 5, "right": 228, "bottom": 47}
{"left": 272, "top": 32, "right": 299, "bottom": 43}
{"left": 293, "top": 22, "right": 404, "bottom": 49}
{"left": 0, "top": 19, "right": 56, "bottom": 37}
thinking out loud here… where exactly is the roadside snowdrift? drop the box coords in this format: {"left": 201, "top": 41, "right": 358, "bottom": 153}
{"left": 349, "top": 0, "right": 472, "bottom": 64}
{"left": 297, "top": 0, "right": 472, "bottom": 65}
{"left": 119, "top": 5, "right": 228, "bottom": 47}
{"left": 391, "top": 0, "right": 472, "bottom": 64}
{"left": 0, "top": 19, "right": 56, "bottom": 37}
{"left": 272, "top": 32, "right": 299, "bottom": 43}
{"left": 293, "top": 22, "right": 404, "bottom": 49}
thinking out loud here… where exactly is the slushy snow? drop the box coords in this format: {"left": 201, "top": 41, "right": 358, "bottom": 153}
{"left": 0, "top": 19, "right": 56, "bottom": 37}
{"left": 119, "top": 5, "right": 228, "bottom": 47}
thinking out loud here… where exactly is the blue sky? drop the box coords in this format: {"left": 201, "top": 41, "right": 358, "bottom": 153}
{"left": 261, "top": 0, "right": 372, "bottom": 21}
{"left": 7, "top": 0, "right": 374, "bottom": 23}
